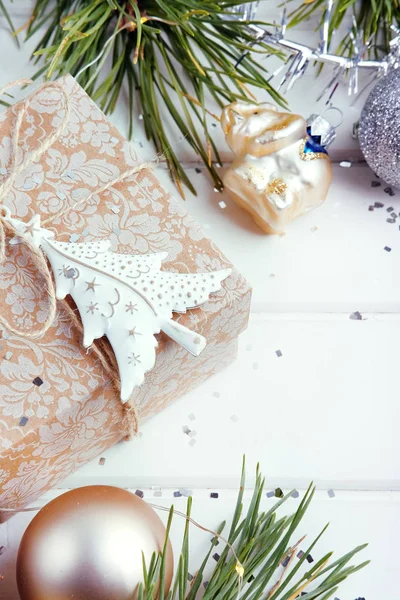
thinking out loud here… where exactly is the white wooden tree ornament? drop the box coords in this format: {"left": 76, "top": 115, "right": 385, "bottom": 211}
{"left": 5, "top": 212, "right": 231, "bottom": 402}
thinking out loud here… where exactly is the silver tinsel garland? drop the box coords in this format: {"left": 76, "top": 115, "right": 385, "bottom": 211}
{"left": 236, "top": 1, "right": 400, "bottom": 102}
{"left": 234, "top": 1, "right": 400, "bottom": 186}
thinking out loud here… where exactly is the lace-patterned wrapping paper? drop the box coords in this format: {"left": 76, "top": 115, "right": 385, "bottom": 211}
{"left": 0, "top": 75, "right": 251, "bottom": 520}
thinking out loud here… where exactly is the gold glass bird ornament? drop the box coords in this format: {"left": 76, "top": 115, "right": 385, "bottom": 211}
{"left": 221, "top": 102, "right": 334, "bottom": 234}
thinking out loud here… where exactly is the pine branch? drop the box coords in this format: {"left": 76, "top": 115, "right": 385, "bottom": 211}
{"left": 0, "top": 0, "right": 287, "bottom": 195}
{"left": 141, "top": 459, "right": 368, "bottom": 599}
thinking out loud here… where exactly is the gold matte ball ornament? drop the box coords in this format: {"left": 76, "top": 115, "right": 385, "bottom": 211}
{"left": 16, "top": 486, "right": 174, "bottom": 600}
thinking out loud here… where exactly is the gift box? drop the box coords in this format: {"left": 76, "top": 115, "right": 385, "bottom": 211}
{"left": 0, "top": 75, "right": 251, "bottom": 520}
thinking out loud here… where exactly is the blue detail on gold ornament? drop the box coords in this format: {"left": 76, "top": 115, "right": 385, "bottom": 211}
{"left": 304, "top": 127, "right": 329, "bottom": 155}
{"left": 299, "top": 128, "right": 330, "bottom": 162}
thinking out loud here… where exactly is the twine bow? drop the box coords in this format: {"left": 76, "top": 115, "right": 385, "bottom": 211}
{"left": 0, "top": 79, "right": 155, "bottom": 435}
{"left": 0, "top": 79, "right": 70, "bottom": 339}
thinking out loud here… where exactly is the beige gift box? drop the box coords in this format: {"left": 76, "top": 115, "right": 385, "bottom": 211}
{"left": 0, "top": 75, "right": 251, "bottom": 519}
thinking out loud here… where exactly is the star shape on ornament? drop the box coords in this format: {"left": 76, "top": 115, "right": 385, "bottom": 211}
{"left": 24, "top": 215, "right": 53, "bottom": 242}
{"left": 59, "top": 265, "right": 71, "bottom": 276}
{"left": 86, "top": 302, "right": 99, "bottom": 314}
{"left": 24, "top": 219, "right": 40, "bottom": 237}
{"left": 59, "top": 264, "right": 77, "bottom": 279}
{"left": 5, "top": 213, "right": 55, "bottom": 247}
{"left": 128, "top": 353, "right": 141, "bottom": 366}
{"left": 128, "top": 326, "right": 142, "bottom": 338}
{"left": 85, "top": 277, "right": 100, "bottom": 292}
{"left": 125, "top": 302, "right": 138, "bottom": 314}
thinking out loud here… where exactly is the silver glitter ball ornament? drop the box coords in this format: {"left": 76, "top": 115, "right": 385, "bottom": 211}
{"left": 359, "top": 68, "right": 400, "bottom": 188}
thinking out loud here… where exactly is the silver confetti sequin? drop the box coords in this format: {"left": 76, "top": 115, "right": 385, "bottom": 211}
{"left": 359, "top": 69, "right": 400, "bottom": 189}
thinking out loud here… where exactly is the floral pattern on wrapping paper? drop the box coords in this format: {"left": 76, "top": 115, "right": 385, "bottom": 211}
{"left": 0, "top": 134, "right": 11, "bottom": 170}
{"left": 54, "top": 77, "right": 108, "bottom": 140}
{"left": 208, "top": 296, "right": 251, "bottom": 340}
{"left": 0, "top": 335, "right": 102, "bottom": 421}
{"left": 0, "top": 425, "right": 123, "bottom": 513}
{"left": 8, "top": 100, "right": 54, "bottom": 160}
{"left": 5, "top": 284, "right": 50, "bottom": 328}
{"left": 0, "top": 239, "right": 61, "bottom": 327}
{"left": 33, "top": 394, "right": 111, "bottom": 459}
{"left": 81, "top": 121, "right": 119, "bottom": 157}
{"left": 0, "top": 353, "right": 53, "bottom": 420}
{"left": 165, "top": 198, "right": 206, "bottom": 243}
{"left": 0, "top": 137, "right": 39, "bottom": 218}
{"left": 86, "top": 205, "right": 183, "bottom": 259}
{"left": 46, "top": 149, "right": 121, "bottom": 187}
{"left": 0, "top": 458, "right": 56, "bottom": 509}
{"left": 134, "top": 341, "right": 186, "bottom": 409}
{"left": 0, "top": 244, "right": 45, "bottom": 292}
{"left": 191, "top": 338, "right": 237, "bottom": 382}
{"left": 128, "top": 178, "right": 165, "bottom": 214}
{"left": 195, "top": 252, "right": 249, "bottom": 312}
{"left": 0, "top": 74, "right": 250, "bottom": 513}
{"left": 0, "top": 420, "right": 25, "bottom": 457}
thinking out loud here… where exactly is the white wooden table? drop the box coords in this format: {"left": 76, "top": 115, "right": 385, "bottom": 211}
{"left": 0, "top": 3, "right": 398, "bottom": 599}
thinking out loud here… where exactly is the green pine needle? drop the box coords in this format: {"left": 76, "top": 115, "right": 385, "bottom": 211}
{"left": 0, "top": 0, "right": 287, "bottom": 195}
{"left": 141, "top": 458, "right": 368, "bottom": 599}
{"left": 0, "top": 0, "right": 20, "bottom": 47}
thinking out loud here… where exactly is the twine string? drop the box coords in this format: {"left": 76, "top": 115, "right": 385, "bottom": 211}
{"left": 0, "top": 81, "right": 71, "bottom": 206}
{"left": 0, "top": 79, "right": 154, "bottom": 434}
{"left": 0, "top": 80, "right": 72, "bottom": 338}
{"left": 42, "top": 158, "right": 156, "bottom": 228}
{"left": 0, "top": 500, "right": 244, "bottom": 588}
{"left": 0, "top": 217, "right": 58, "bottom": 339}
{"left": 0, "top": 78, "right": 244, "bottom": 593}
